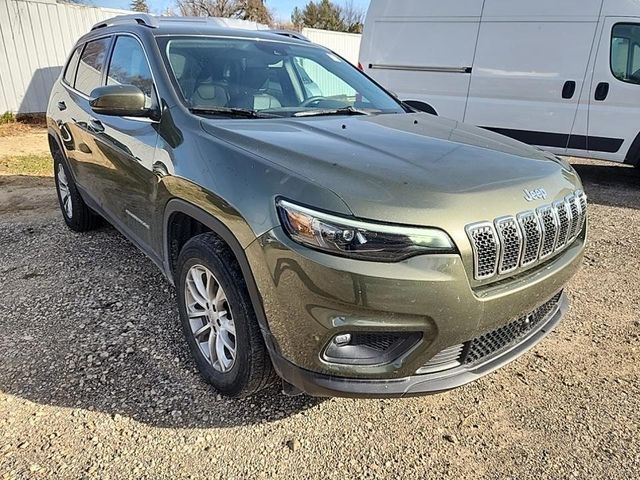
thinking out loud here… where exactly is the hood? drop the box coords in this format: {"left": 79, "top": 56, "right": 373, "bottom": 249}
{"left": 200, "top": 113, "right": 582, "bottom": 228}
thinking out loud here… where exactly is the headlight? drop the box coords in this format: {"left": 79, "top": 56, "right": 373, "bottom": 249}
{"left": 276, "top": 199, "right": 456, "bottom": 262}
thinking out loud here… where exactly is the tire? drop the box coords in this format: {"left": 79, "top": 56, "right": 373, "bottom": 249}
{"left": 53, "top": 148, "right": 100, "bottom": 232}
{"left": 176, "top": 233, "right": 276, "bottom": 398}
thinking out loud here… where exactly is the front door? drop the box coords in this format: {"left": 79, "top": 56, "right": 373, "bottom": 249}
{"left": 585, "top": 18, "right": 640, "bottom": 162}
{"left": 90, "top": 34, "right": 160, "bottom": 248}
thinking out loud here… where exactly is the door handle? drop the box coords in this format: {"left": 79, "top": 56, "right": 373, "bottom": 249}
{"left": 562, "top": 81, "right": 576, "bottom": 99}
{"left": 88, "top": 117, "right": 104, "bottom": 133}
{"left": 594, "top": 82, "right": 609, "bottom": 101}
{"left": 57, "top": 101, "right": 66, "bottom": 111}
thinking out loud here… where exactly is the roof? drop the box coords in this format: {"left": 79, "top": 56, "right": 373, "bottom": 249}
{"left": 89, "top": 14, "right": 311, "bottom": 45}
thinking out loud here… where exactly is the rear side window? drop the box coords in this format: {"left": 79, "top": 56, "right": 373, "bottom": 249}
{"left": 63, "top": 46, "right": 81, "bottom": 86}
{"left": 75, "top": 37, "right": 111, "bottom": 95}
{"left": 611, "top": 23, "right": 640, "bottom": 85}
{"left": 106, "top": 36, "right": 155, "bottom": 107}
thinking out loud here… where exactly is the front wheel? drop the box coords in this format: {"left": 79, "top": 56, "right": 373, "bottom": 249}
{"left": 176, "top": 233, "right": 276, "bottom": 397}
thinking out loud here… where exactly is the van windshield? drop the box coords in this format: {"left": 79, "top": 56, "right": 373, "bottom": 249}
{"left": 159, "top": 37, "right": 405, "bottom": 117}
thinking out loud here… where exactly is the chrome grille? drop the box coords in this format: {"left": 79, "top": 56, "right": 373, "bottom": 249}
{"left": 466, "top": 190, "right": 586, "bottom": 281}
{"left": 465, "top": 223, "right": 499, "bottom": 279}
{"left": 495, "top": 216, "right": 523, "bottom": 274}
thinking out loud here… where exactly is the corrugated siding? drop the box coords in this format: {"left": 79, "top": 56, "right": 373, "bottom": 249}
{"left": 302, "top": 27, "right": 362, "bottom": 65}
{"left": 0, "top": 0, "right": 127, "bottom": 113}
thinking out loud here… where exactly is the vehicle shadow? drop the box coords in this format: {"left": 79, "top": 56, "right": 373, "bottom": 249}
{"left": 0, "top": 219, "right": 325, "bottom": 429}
{"left": 570, "top": 159, "right": 640, "bottom": 210}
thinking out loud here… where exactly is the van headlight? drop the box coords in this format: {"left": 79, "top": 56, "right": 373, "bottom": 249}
{"left": 276, "top": 199, "right": 456, "bottom": 262}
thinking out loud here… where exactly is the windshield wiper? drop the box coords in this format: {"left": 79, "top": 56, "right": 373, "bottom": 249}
{"left": 189, "top": 107, "right": 276, "bottom": 119}
{"left": 293, "top": 106, "right": 371, "bottom": 117}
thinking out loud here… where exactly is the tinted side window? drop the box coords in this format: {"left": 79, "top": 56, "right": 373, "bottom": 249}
{"left": 107, "top": 36, "right": 155, "bottom": 107}
{"left": 611, "top": 23, "right": 640, "bottom": 85}
{"left": 75, "top": 37, "right": 111, "bottom": 95}
{"left": 63, "top": 46, "right": 82, "bottom": 86}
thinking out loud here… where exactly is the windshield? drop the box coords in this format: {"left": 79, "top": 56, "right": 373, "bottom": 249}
{"left": 159, "top": 36, "right": 405, "bottom": 117}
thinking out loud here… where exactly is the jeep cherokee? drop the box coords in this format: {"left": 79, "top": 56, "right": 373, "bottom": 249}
{"left": 47, "top": 15, "right": 587, "bottom": 398}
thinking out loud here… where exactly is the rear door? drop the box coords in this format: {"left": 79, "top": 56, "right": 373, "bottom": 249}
{"left": 66, "top": 36, "right": 114, "bottom": 200}
{"left": 464, "top": 6, "right": 599, "bottom": 155}
{"left": 584, "top": 19, "right": 640, "bottom": 162}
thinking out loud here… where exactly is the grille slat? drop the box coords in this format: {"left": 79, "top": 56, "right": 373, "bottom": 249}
{"left": 466, "top": 223, "right": 500, "bottom": 279}
{"left": 517, "top": 211, "right": 542, "bottom": 266}
{"left": 495, "top": 216, "right": 523, "bottom": 274}
{"left": 467, "top": 190, "right": 586, "bottom": 281}
{"left": 554, "top": 200, "right": 571, "bottom": 250}
{"left": 538, "top": 205, "right": 559, "bottom": 259}
{"left": 567, "top": 194, "right": 580, "bottom": 241}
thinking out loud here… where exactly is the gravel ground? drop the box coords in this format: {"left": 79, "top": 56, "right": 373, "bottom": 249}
{"left": 1, "top": 157, "right": 639, "bottom": 479}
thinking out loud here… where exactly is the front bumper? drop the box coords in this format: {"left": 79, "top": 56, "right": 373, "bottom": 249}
{"left": 245, "top": 226, "right": 584, "bottom": 396}
{"left": 269, "top": 292, "right": 567, "bottom": 397}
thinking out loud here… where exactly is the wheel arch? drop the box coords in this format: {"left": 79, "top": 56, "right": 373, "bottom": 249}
{"left": 163, "top": 199, "right": 274, "bottom": 346}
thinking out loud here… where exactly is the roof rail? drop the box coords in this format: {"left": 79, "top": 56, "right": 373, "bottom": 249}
{"left": 91, "top": 14, "right": 159, "bottom": 31}
{"left": 269, "top": 30, "right": 310, "bottom": 42}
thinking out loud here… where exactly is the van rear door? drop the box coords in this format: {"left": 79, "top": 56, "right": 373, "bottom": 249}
{"left": 583, "top": 19, "right": 640, "bottom": 163}
{"left": 464, "top": 1, "right": 600, "bottom": 156}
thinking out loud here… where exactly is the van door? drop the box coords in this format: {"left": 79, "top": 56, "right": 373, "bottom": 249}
{"left": 360, "top": 0, "right": 483, "bottom": 120}
{"left": 585, "top": 19, "right": 640, "bottom": 162}
{"left": 464, "top": 17, "right": 599, "bottom": 156}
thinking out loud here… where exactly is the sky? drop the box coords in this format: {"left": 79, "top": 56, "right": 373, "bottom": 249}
{"left": 93, "top": 0, "right": 371, "bottom": 22}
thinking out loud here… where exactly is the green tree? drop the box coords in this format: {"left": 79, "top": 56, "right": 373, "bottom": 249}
{"left": 292, "top": 0, "right": 363, "bottom": 33}
{"left": 130, "top": 0, "right": 150, "bottom": 13}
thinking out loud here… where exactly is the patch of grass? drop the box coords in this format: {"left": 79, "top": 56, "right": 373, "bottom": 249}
{"left": 0, "top": 111, "right": 16, "bottom": 124}
{"left": 0, "top": 154, "right": 53, "bottom": 177}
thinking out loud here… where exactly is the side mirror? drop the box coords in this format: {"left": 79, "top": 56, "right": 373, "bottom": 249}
{"left": 89, "top": 85, "right": 152, "bottom": 118}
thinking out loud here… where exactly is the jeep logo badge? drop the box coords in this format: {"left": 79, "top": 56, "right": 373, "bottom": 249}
{"left": 523, "top": 188, "right": 547, "bottom": 202}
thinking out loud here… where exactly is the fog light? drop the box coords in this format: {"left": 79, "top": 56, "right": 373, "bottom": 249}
{"left": 323, "top": 332, "right": 422, "bottom": 366}
{"left": 334, "top": 333, "right": 352, "bottom": 345}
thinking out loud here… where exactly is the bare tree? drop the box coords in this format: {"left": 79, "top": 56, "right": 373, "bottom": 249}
{"left": 176, "top": 0, "right": 272, "bottom": 24}
{"left": 176, "top": 0, "right": 239, "bottom": 17}
{"left": 340, "top": 0, "right": 364, "bottom": 33}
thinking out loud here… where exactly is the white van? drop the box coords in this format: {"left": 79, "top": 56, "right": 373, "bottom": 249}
{"left": 359, "top": 0, "right": 640, "bottom": 165}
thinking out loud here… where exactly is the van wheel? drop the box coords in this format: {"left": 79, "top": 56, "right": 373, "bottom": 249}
{"left": 53, "top": 150, "right": 100, "bottom": 232}
{"left": 176, "top": 233, "right": 276, "bottom": 398}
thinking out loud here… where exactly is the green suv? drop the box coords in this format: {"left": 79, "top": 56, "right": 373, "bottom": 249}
{"left": 47, "top": 15, "right": 587, "bottom": 398}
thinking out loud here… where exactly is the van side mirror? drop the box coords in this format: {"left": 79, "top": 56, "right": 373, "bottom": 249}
{"left": 90, "top": 85, "right": 152, "bottom": 118}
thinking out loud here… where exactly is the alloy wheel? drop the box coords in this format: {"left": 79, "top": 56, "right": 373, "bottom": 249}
{"left": 184, "top": 264, "right": 237, "bottom": 373}
{"left": 56, "top": 163, "right": 73, "bottom": 219}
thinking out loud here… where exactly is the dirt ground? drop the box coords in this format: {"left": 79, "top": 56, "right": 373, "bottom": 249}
{"left": 0, "top": 129, "right": 639, "bottom": 479}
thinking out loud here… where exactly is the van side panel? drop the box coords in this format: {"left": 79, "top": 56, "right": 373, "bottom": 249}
{"left": 360, "top": 0, "right": 483, "bottom": 120}
{"left": 464, "top": 14, "right": 600, "bottom": 155}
